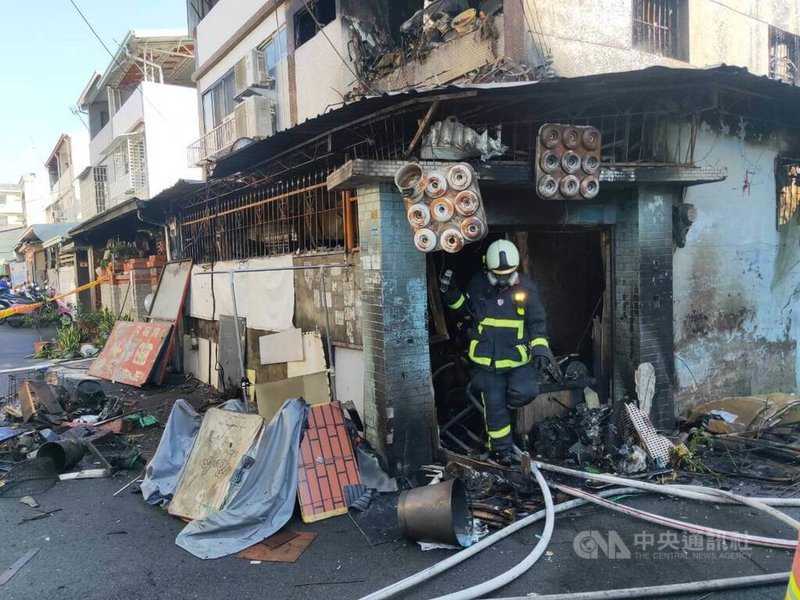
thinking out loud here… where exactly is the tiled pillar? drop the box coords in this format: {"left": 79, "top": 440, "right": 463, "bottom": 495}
{"left": 614, "top": 185, "right": 676, "bottom": 428}
{"left": 357, "top": 183, "right": 434, "bottom": 476}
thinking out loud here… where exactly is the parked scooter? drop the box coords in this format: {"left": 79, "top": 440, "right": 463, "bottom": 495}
{"left": 5, "top": 296, "right": 74, "bottom": 329}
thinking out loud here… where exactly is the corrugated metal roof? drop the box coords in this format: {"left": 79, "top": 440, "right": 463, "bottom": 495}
{"left": 211, "top": 65, "right": 800, "bottom": 179}
{"left": 18, "top": 223, "right": 79, "bottom": 245}
{"left": 0, "top": 226, "right": 26, "bottom": 259}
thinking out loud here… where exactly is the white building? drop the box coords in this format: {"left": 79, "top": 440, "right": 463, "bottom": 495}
{"left": 18, "top": 172, "right": 50, "bottom": 225}
{"left": 0, "top": 183, "right": 26, "bottom": 227}
{"left": 43, "top": 132, "right": 90, "bottom": 223}
{"left": 77, "top": 30, "right": 201, "bottom": 216}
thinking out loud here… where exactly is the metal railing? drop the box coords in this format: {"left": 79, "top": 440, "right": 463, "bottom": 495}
{"left": 187, "top": 118, "right": 238, "bottom": 167}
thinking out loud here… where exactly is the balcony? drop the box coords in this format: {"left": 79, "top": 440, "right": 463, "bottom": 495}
{"left": 187, "top": 117, "right": 237, "bottom": 167}
{"left": 90, "top": 86, "right": 145, "bottom": 164}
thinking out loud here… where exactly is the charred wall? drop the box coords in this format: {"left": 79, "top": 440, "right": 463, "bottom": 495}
{"left": 674, "top": 118, "right": 800, "bottom": 414}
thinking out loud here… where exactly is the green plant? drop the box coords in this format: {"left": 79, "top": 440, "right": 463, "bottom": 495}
{"left": 21, "top": 301, "right": 62, "bottom": 340}
{"left": 57, "top": 324, "right": 83, "bottom": 357}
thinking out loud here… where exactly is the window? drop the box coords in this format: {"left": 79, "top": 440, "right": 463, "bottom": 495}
{"left": 201, "top": 70, "right": 237, "bottom": 130}
{"left": 0, "top": 216, "right": 7, "bottom": 225}
{"left": 632, "top": 0, "right": 688, "bottom": 61}
{"left": 264, "top": 28, "right": 288, "bottom": 87}
{"left": 778, "top": 158, "right": 800, "bottom": 228}
{"left": 770, "top": 26, "right": 800, "bottom": 85}
{"left": 0, "top": 195, "right": 6, "bottom": 206}
{"left": 294, "top": 0, "right": 336, "bottom": 48}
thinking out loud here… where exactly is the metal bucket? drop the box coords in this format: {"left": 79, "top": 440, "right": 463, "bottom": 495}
{"left": 398, "top": 478, "right": 472, "bottom": 546}
{"left": 38, "top": 439, "right": 86, "bottom": 473}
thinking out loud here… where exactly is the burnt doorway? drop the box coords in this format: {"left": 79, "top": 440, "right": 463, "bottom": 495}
{"left": 520, "top": 227, "right": 611, "bottom": 402}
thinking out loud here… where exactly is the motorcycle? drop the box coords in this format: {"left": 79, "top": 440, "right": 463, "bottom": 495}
{"left": 5, "top": 296, "right": 75, "bottom": 329}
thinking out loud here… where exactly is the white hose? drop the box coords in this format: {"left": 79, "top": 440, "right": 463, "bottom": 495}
{"left": 554, "top": 483, "right": 796, "bottom": 549}
{"left": 537, "top": 461, "right": 800, "bottom": 507}
{"left": 358, "top": 487, "right": 643, "bottom": 600}
{"left": 486, "top": 572, "right": 789, "bottom": 600}
{"left": 430, "top": 464, "right": 555, "bottom": 600}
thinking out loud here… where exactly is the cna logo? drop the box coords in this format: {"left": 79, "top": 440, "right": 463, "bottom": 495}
{"left": 573, "top": 530, "right": 632, "bottom": 559}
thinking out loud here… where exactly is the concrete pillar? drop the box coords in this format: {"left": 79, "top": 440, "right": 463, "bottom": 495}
{"left": 613, "top": 185, "right": 676, "bottom": 428}
{"left": 357, "top": 183, "right": 434, "bottom": 476}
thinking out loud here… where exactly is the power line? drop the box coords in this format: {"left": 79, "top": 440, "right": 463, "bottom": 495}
{"left": 67, "top": 0, "right": 125, "bottom": 72}
{"left": 518, "top": 0, "right": 550, "bottom": 69}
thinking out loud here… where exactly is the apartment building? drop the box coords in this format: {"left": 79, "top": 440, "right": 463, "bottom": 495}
{"left": 77, "top": 30, "right": 202, "bottom": 219}
{"left": 0, "top": 183, "right": 26, "bottom": 227}
{"left": 44, "top": 132, "right": 90, "bottom": 223}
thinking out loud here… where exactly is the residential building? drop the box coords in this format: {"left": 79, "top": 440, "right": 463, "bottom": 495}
{"left": 0, "top": 226, "right": 27, "bottom": 282}
{"left": 77, "top": 30, "right": 201, "bottom": 218}
{"left": 162, "top": 1, "right": 800, "bottom": 475}
{"left": 13, "top": 223, "right": 79, "bottom": 287}
{"left": 0, "top": 183, "right": 25, "bottom": 227}
{"left": 44, "top": 132, "right": 90, "bottom": 223}
{"left": 18, "top": 172, "right": 50, "bottom": 225}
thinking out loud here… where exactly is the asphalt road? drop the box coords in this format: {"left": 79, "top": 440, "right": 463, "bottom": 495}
{"left": 0, "top": 324, "right": 55, "bottom": 396}
{"left": 0, "top": 326, "right": 795, "bottom": 600}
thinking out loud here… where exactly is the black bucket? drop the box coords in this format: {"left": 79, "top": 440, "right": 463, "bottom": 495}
{"left": 38, "top": 439, "right": 86, "bottom": 473}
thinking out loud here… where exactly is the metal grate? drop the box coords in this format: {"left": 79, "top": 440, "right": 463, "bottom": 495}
{"left": 623, "top": 403, "right": 674, "bottom": 466}
{"left": 94, "top": 166, "right": 108, "bottom": 213}
{"left": 770, "top": 26, "right": 800, "bottom": 86}
{"left": 178, "top": 171, "right": 357, "bottom": 263}
{"left": 632, "top": 0, "right": 686, "bottom": 60}
{"left": 109, "top": 134, "right": 148, "bottom": 206}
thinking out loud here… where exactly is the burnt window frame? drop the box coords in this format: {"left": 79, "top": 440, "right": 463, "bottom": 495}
{"left": 769, "top": 26, "right": 800, "bottom": 86}
{"left": 777, "top": 157, "right": 800, "bottom": 230}
{"left": 632, "top": 0, "right": 689, "bottom": 61}
{"left": 294, "top": 0, "right": 337, "bottom": 48}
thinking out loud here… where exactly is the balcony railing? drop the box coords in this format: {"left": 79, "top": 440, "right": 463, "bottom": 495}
{"left": 187, "top": 117, "right": 237, "bottom": 167}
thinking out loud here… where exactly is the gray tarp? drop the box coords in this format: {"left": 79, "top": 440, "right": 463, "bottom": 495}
{"left": 140, "top": 399, "right": 246, "bottom": 506}
{"left": 175, "top": 398, "right": 308, "bottom": 559}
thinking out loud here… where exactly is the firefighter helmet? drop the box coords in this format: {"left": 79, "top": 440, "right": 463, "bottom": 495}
{"left": 485, "top": 240, "right": 520, "bottom": 274}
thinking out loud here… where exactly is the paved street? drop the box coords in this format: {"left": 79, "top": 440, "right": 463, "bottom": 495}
{"left": 0, "top": 325, "right": 795, "bottom": 600}
{"left": 0, "top": 325, "right": 54, "bottom": 395}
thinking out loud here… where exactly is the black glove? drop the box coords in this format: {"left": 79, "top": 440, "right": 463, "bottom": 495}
{"left": 440, "top": 270, "right": 463, "bottom": 307}
{"left": 531, "top": 343, "right": 556, "bottom": 372}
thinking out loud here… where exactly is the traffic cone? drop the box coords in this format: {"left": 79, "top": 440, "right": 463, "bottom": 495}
{"left": 786, "top": 534, "right": 800, "bottom": 600}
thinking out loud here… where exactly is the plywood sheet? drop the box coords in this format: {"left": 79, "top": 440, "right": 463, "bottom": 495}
{"left": 287, "top": 331, "right": 326, "bottom": 377}
{"left": 87, "top": 321, "right": 172, "bottom": 387}
{"left": 236, "top": 531, "right": 316, "bottom": 562}
{"left": 169, "top": 408, "right": 263, "bottom": 521}
{"left": 258, "top": 328, "right": 304, "bottom": 365}
{"left": 149, "top": 259, "right": 193, "bottom": 322}
{"left": 255, "top": 372, "right": 330, "bottom": 423}
{"left": 297, "top": 402, "right": 360, "bottom": 523}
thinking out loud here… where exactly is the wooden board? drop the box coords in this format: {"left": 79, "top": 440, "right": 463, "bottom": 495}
{"left": 255, "top": 372, "right": 330, "bottom": 423}
{"left": 258, "top": 328, "right": 304, "bottom": 365}
{"left": 148, "top": 259, "right": 193, "bottom": 322}
{"left": 87, "top": 321, "right": 172, "bottom": 387}
{"left": 297, "top": 402, "right": 361, "bottom": 523}
{"left": 236, "top": 531, "right": 316, "bottom": 562}
{"left": 286, "top": 331, "right": 327, "bottom": 378}
{"left": 168, "top": 408, "right": 263, "bottom": 521}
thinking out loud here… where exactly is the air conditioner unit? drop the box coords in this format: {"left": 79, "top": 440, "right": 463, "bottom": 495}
{"left": 234, "top": 96, "right": 277, "bottom": 140}
{"left": 234, "top": 49, "right": 271, "bottom": 98}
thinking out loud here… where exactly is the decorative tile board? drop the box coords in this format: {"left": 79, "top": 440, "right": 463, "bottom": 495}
{"left": 87, "top": 321, "right": 172, "bottom": 387}
{"left": 297, "top": 402, "right": 361, "bottom": 523}
{"left": 624, "top": 403, "right": 674, "bottom": 464}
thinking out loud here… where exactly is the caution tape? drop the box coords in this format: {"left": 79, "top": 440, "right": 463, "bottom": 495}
{"left": 0, "top": 275, "right": 110, "bottom": 321}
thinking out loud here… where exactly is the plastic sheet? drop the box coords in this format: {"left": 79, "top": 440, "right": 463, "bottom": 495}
{"left": 140, "top": 399, "right": 245, "bottom": 506}
{"left": 175, "top": 398, "right": 308, "bottom": 559}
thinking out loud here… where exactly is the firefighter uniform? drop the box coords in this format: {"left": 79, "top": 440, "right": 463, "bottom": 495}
{"left": 445, "top": 270, "right": 549, "bottom": 453}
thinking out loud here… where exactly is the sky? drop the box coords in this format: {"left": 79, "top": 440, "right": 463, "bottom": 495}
{"left": 0, "top": 0, "right": 188, "bottom": 184}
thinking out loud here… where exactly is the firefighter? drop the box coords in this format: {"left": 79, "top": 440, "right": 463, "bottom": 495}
{"left": 441, "top": 239, "right": 555, "bottom": 465}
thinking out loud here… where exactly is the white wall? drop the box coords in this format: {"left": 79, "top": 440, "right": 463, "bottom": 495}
{"left": 673, "top": 119, "right": 800, "bottom": 413}
{"left": 530, "top": 0, "right": 800, "bottom": 78}
{"left": 141, "top": 82, "right": 202, "bottom": 197}
{"left": 294, "top": 18, "right": 356, "bottom": 124}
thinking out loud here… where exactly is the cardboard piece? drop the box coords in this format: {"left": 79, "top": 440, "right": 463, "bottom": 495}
{"left": 169, "top": 408, "right": 263, "bottom": 521}
{"left": 255, "top": 372, "right": 330, "bottom": 423}
{"left": 286, "top": 331, "right": 326, "bottom": 377}
{"left": 87, "top": 321, "right": 172, "bottom": 387}
{"left": 258, "top": 328, "right": 304, "bottom": 365}
{"left": 297, "top": 402, "right": 361, "bottom": 523}
{"left": 236, "top": 531, "right": 316, "bottom": 562}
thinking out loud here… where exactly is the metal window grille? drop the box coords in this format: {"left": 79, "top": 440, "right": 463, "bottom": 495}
{"left": 632, "top": 0, "right": 685, "bottom": 59}
{"left": 770, "top": 27, "right": 800, "bottom": 86}
{"left": 94, "top": 166, "right": 108, "bottom": 213}
{"left": 778, "top": 159, "right": 800, "bottom": 228}
{"left": 109, "top": 134, "right": 148, "bottom": 205}
{"left": 178, "top": 171, "right": 357, "bottom": 263}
